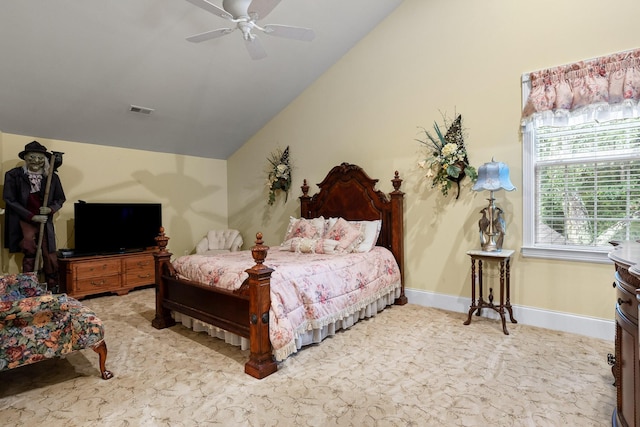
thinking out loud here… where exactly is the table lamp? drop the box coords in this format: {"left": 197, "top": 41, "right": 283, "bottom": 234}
{"left": 472, "top": 159, "right": 516, "bottom": 252}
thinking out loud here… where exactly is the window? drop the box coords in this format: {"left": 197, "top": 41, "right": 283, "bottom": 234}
{"left": 520, "top": 48, "right": 640, "bottom": 262}
{"left": 522, "top": 103, "right": 640, "bottom": 263}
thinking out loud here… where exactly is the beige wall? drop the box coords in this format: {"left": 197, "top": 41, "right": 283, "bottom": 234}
{"left": 227, "top": 0, "right": 640, "bottom": 321}
{"left": 0, "top": 133, "right": 228, "bottom": 273}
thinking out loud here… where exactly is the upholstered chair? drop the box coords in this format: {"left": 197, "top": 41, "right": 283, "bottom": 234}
{"left": 195, "top": 229, "right": 243, "bottom": 255}
{"left": 0, "top": 273, "right": 113, "bottom": 379}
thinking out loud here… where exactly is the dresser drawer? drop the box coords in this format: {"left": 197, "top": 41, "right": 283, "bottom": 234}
{"left": 616, "top": 272, "right": 638, "bottom": 322}
{"left": 124, "top": 255, "right": 153, "bottom": 272}
{"left": 125, "top": 269, "right": 155, "bottom": 288}
{"left": 124, "top": 255, "right": 154, "bottom": 287}
{"left": 75, "top": 274, "right": 121, "bottom": 293}
{"left": 74, "top": 259, "right": 121, "bottom": 279}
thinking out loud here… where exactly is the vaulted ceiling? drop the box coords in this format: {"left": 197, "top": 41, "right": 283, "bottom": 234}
{"left": 0, "top": 0, "right": 403, "bottom": 159}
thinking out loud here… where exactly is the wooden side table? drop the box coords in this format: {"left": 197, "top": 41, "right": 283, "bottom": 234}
{"left": 463, "top": 249, "right": 517, "bottom": 335}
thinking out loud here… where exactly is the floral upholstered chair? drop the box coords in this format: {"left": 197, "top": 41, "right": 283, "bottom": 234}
{"left": 0, "top": 273, "right": 113, "bottom": 379}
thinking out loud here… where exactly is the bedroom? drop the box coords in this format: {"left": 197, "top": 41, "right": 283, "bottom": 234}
{"left": 1, "top": 0, "right": 639, "bottom": 424}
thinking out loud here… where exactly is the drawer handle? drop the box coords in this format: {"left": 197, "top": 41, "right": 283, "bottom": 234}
{"left": 137, "top": 261, "right": 150, "bottom": 267}
{"left": 137, "top": 274, "right": 151, "bottom": 279}
{"left": 618, "top": 297, "right": 632, "bottom": 306}
{"left": 612, "top": 281, "right": 617, "bottom": 288}
{"left": 90, "top": 280, "right": 106, "bottom": 286}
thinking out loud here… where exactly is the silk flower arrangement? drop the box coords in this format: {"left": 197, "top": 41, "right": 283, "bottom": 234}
{"left": 416, "top": 114, "right": 477, "bottom": 199}
{"left": 266, "top": 146, "right": 292, "bottom": 205}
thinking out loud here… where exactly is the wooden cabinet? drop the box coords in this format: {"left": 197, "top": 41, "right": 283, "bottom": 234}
{"left": 609, "top": 241, "right": 640, "bottom": 427}
{"left": 59, "top": 250, "right": 155, "bottom": 299}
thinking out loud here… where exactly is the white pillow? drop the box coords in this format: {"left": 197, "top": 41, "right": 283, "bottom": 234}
{"left": 349, "top": 220, "right": 382, "bottom": 253}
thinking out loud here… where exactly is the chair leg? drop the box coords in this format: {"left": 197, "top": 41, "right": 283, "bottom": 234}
{"left": 92, "top": 340, "right": 113, "bottom": 380}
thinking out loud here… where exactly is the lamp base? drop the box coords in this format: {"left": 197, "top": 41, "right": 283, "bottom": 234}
{"left": 478, "top": 193, "right": 505, "bottom": 252}
{"left": 480, "top": 239, "right": 501, "bottom": 252}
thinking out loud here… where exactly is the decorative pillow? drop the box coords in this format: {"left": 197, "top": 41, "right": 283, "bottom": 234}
{"left": 349, "top": 220, "right": 382, "bottom": 253}
{"left": 282, "top": 216, "right": 325, "bottom": 243}
{"left": 281, "top": 237, "right": 340, "bottom": 254}
{"left": 324, "top": 217, "right": 338, "bottom": 233}
{"left": 324, "top": 217, "right": 363, "bottom": 252}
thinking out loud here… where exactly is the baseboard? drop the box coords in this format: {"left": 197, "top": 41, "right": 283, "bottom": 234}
{"left": 405, "top": 288, "right": 615, "bottom": 342}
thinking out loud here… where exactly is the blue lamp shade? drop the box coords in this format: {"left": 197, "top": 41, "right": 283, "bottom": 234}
{"left": 472, "top": 160, "right": 516, "bottom": 192}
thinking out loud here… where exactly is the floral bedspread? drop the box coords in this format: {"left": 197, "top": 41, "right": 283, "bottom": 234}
{"left": 172, "top": 247, "right": 401, "bottom": 360}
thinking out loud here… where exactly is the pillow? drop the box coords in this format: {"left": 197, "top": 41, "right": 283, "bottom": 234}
{"left": 349, "top": 220, "right": 382, "bottom": 253}
{"left": 282, "top": 216, "right": 325, "bottom": 242}
{"left": 324, "top": 217, "right": 338, "bottom": 232}
{"left": 281, "top": 237, "right": 340, "bottom": 254}
{"left": 324, "top": 218, "right": 363, "bottom": 252}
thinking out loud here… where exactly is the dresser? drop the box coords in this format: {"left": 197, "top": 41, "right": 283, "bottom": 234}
{"left": 58, "top": 250, "right": 155, "bottom": 299}
{"left": 609, "top": 241, "right": 640, "bottom": 427}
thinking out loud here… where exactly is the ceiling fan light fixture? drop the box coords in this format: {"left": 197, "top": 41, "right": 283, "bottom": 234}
{"left": 222, "top": 0, "right": 252, "bottom": 18}
{"left": 185, "top": 0, "right": 314, "bottom": 59}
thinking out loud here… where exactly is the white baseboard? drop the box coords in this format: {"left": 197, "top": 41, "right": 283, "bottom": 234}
{"left": 405, "top": 288, "right": 615, "bottom": 342}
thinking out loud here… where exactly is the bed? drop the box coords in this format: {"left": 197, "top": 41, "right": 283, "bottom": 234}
{"left": 151, "top": 162, "right": 407, "bottom": 379}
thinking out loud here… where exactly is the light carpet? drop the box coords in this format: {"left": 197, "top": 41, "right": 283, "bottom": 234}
{"left": 0, "top": 287, "right": 615, "bottom": 426}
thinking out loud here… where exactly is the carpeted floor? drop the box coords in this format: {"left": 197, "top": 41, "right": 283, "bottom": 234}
{"left": 0, "top": 287, "right": 615, "bottom": 426}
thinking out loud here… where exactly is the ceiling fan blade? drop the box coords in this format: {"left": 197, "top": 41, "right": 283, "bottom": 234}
{"left": 185, "top": 0, "right": 233, "bottom": 20}
{"left": 186, "top": 28, "right": 235, "bottom": 43}
{"left": 244, "top": 37, "right": 267, "bottom": 60}
{"left": 248, "top": 0, "right": 281, "bottom": 20}
{"left": 262, "top": 24, "right": 315, "bottom": 42}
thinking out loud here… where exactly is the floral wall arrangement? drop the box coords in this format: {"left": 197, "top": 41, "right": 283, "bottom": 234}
{"left": 266, "top": 146, "right": 292, "bottom": 205}
{"left": 416, "top": 114, "right": 477, "bottom": 199}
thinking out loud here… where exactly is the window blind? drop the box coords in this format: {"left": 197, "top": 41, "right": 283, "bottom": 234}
{"left": 534, "top": 119, "right": 640, "bottom": 247}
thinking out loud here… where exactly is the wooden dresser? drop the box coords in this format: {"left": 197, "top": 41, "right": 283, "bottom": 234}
{"left": 609, "top": 241, "right": 640, "bottom": 427}
{"left": 58, "top": 250, "right": 155, "bottom": 299}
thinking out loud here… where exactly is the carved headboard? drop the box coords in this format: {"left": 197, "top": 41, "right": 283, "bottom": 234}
{"left": 299, "top": 163, "right": 405, "bottom": 288}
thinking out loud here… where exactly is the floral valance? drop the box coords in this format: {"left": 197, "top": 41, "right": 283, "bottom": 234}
{"left": 522, "top": 48, "right": 640, "bottom": 124}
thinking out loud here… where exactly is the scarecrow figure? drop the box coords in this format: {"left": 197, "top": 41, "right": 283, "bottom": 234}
{"left": 3, "top": 141, "right": 65, "bottom": 291}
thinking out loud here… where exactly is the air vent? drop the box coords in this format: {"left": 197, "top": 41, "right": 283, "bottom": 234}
{"left": 129, "top": 105, "right": 155, "bottom": 114}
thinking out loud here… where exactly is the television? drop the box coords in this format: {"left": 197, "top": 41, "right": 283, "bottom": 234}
{"left": 73, "top": 202, "right": 162, "bottom": 255}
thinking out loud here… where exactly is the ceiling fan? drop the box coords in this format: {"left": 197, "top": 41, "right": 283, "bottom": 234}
{"left": 185, "top": 0, "right": 316, "bottom": 60}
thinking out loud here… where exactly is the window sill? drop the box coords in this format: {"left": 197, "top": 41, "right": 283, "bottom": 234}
{"left": 520, "top": 246, "right": 613, "bottom": 264}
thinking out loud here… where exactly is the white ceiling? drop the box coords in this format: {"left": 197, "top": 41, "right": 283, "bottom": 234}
{"left": 0, "top": 0, "right": 403, "bottom": 159}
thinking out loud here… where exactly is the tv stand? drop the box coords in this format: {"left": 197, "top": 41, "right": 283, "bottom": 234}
{"left": 58, "top": 249, "right": 156, "bottom": 299}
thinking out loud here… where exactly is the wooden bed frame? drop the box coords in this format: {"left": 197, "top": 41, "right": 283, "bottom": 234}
{"left": 152, "top": 163, "right": 406, "bottom": 379}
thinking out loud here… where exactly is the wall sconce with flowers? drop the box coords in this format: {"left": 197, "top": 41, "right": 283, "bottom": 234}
{"left": 266, "top": 146, "right": 292, "bottom": 205}
{"left": 416, "top": 114, "right": 477, "bottom": 199}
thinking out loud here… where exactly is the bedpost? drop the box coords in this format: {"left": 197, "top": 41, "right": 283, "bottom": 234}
{"left": 390, "top": 171, "right": 407, "bottom": 305}
{"left": 300, "top": 179, "right": 312, "bottom": 218}
{"left": 244, "top": 233, "right": 277, "bottom": 379}
{"left": 152, "top": 227, "right": 176, "bottom": 329}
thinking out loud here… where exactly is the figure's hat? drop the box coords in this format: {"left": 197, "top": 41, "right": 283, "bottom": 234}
{"left": 18, "top": 141, "right": 51, "bottom": 160}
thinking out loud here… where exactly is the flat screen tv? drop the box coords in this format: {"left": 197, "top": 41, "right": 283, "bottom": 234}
{"left": 73, "top": 202, "right": 162, "bottom": 255}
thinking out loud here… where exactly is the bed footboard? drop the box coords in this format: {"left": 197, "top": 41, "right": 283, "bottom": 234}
{"left": 152, "top": 229, "right": 277, "bottom": 379}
